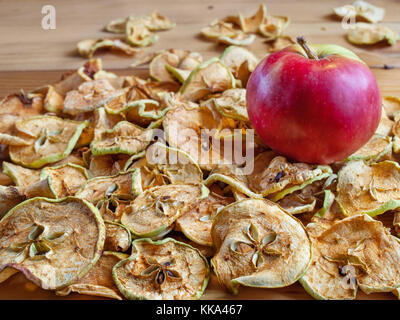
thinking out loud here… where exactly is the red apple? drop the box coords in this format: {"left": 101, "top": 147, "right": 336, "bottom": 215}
{"left": 246, "top": 37, "right": 381, "bottom": 164}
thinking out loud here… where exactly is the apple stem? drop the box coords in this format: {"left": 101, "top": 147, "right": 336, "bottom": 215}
{"left": 296, "top": 36, "right": 319, "bottom": 60}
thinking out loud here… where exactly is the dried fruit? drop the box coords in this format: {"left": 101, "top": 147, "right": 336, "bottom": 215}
{"left": 77, "top": 39, "right": 139, "bottom": 58}
{"left": 104, "top": 222, "right": 132, "bottom": 252}
{"left": 301, "top": 215, "right": 400, "bottom": 299}
{"left": 56, "top": 251, "right": 128, "bottom": 300}
{"left": 2, "top": 162, "right": 40, "bottom": 189}
{"left": 120, "top": 184, "right": 206, "bottom": 238}
{"left": 337, "top": 160, "right": 400, "bottom": 216}
{"left": 347, "top": 22, "right": 399, "bottom": 46}
{"left": 211, "top": 199, "right": 312, "bottom": 294}
{"left": 0, "top": 197, "right": 105, "bottom": 290}
{"left": 126, "top": 19, "right": 158, "bottom": 47}
{"left": 259, "top": 16, "right": 290, "bottom": 41}
{"left": 179, "top": 58, "right": 236, "bottom": 102}
{"left": 7, "top": 116, "right": 87, "bottom": 169}
{"left": 346, "top": 135, "right": 392, "bottom": 162}
{"left": 0, "top": 186, "right": 25, "bottom": 218}
{"left": 333, "top": 1, "right": 385, "bottom": 23}
{"left": 112, "top": 238, "right": 209, "bottom": 299}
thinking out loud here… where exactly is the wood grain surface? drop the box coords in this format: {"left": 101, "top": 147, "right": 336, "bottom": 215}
{"left": 0, "top": 0, "right": 399, "bottom": 300}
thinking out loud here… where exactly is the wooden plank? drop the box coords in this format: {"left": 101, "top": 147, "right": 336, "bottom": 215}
{"left": 0, "top": 0, "right": 399, "bottom": 300}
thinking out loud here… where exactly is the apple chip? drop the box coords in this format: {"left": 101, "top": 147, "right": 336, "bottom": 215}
{"left": 96, "top": 197, "right": 130, "bottom": 223}
{"left": 376, "top": 107, "right": 394, "bottom": 137}
{"left": 120, "top": 184, "right": 206, "bottom": 238}
{"left": 0, "top": 197, "right": 105, "bottom": 290}
{"left": 259, "top": 16, "right": 290, "bottom": 41}
{"left": 76, "top": 169, "right": 140, "bottom": 204}
{"left": 236, "top": 3, "right": 267, "bottom": 33}
{"left": 56, "top": 251, "right": 127, "bottom": 300}
{"left": 89, "top": 154, "right": 130, "bottom": 177}
{"left": 301, "top": 215, "right": 400, "bottom": 299}
{"left": 346, "top": 135, "right": 392, "bottom": 162}
{"left": 8, "top": 116, "right": 87, "bottom": 169}
{"left": 112, "top": 238, "right": 209, "bottom": 300}
{"left": 2, "top": 162, "right": 40, "bottom": 189}
{"left": 337, "top": 160, "right": 400, "bottom": 216}
{"left": 179, "top": 58, "right": 236, "bottom": 102}
{"left": 333, "top": 1, "right": 385, "bottom": 23}
{"left": 383, "top": 96, "right": 400, "bottom": 119}
{"left": 0, "top": 186, "right": 25, "bottom": 218}
{"left": 219, "top": 46, "right": 259, "bottom": 86}
{"left": 150, "top": 49, "right": 203, "bottom": 83}
{"left": 90, "top": 121, "right": 154, "bottom": 156}
{"left": 266, "top": 36, "right": 295, "bottom": 52}
{"left": 201, "top": 21, "right": 254, "bottom": 46}
{"left": 247, "top": 152, "right": 332, "bottom": 200}
{"left": 77, "top": 39, "right": 139, "bottom": 58}
{"left": 211, "top": 199, "right": 312, "bottom": 294}
{"left": 175, "top": 191, "right": 233, "bottom": 246}
{"left": 104, "top": 222, "right": 132, "bottom": 252}
{"left": 347, "top": 22, "right": 399, "bottom": 46}
{"left": 63, "top": 79, "right": 126, "bottom": 116}
{"left": 39, "top": 163, "right": 89, "bottom": 198}
{"left": 126, "top": 18, "right": 158, "bottom": 47}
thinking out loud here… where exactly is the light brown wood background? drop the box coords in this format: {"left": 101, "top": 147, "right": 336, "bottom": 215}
{"left": 0, "top": 0, "right": 399, "bottom": 300}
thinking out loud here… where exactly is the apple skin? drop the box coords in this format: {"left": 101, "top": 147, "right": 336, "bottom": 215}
{"left": 246, "top": 45, "right": 381, "bottom": 164}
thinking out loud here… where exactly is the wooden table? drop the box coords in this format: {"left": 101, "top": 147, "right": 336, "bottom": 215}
{"left": 0, "top": 0, "right": 399, "bottom": 300}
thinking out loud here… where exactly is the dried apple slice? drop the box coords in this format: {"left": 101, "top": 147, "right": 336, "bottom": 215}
{"left": 39, "top": 163, "right": 89, "bottom": 198}
{"left": 383, "top": 96, "right": 400, "bottom": 119}
{"left": 333, "top": 1, "right": 385, "bottom": 23}
{"left": 8, "top": 116, "right": 87, "bottom": 169}
{"left": 77, "top": 39, "right": 139, "bottom": 58}
{"left": 266, "top": 36, "right": 295, "bottom": 52}
{"left": 0, "top": 186, "right": 25, "bottom": 218}
{"left": 247, "top": 153, "right": 332, "bottom": 200}
{"left": 259, "top": 16, "right": 290, "bottom": 41}
{"left": 56, "top": 251, "right": 127, "bottom": 300}
{"left": 90, "top": 121, "right": 154, "bottom": 156}
{"left": 346, "top": 135, "right": 392, "bottom": 162}
{"left": 301, "top": 214, "right": 400, "bottom": 299}
{"left": 112, "top": 238, "right": 209, "bottom": 300}
{"left": 219, "top": 46, "right": 259, "bottom": 85}
{"left": 150, "top": 49, "right": 203, "bottom": 83}
{"left": 2, "top": 161, "right": 40, "bottom": 189}
{"left": 0, "top": 197, "right": 105, "bottom": 290}
{"left": 201, "top": 21, "right": 239, "bottom": 40}
{"left": 179, "top": 58, "right": 236, "bottom": 102}
{"left": 237, "top": 4, "right": 267, "bottom": 33}
{"left": 120, "top": 184, "right": 206, "bottom": 238}
{"left": 76, "top": 169, "right": 140, "bottom": 204}
{"left": 209, "top": 88, "right": 249, "bottom": 122}
{"left": 126, "top": 19, "right": 158, "bottom": 47}
{"left": 89, "top": 154, "right": 130, "bottom": 177}
{"left": 337, "top": 160, "right": 400, "bottom": 216}
{"left": 211, "top": 199, "right": 312, "bottom": 294}
{"left": 104, "top": 222, "right": 132, "bottom": 252}
{"left": 347, "top": 22, "right": 399, "bottom": 46}
{"left": 175, "top": 191, "right": 233, "bottom": 246}
{"left": 63, "top": 79, "right": 126, "bottom": 116}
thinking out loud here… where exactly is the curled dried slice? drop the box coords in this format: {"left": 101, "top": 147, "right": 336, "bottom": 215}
{"left": 0, "top": 186, "right": 25, "bottom": 218}
{"left": 347, "top": 22, "right": 399, "bottom": 46}
{"left": 90, "top": 121, "right": 154, "bottom": 156}
{"left": 259, "top": 16, "right": 290, "bottom": 41}
{"left": 89, "top": 154, "right": 130, "bottom": 177}
{"left": 150, "top": 49, "right": 202, "bottom": 83}
{"left": 97, "top": 197, "right": 130, "bottom": 223}
{"left": 333, "top": 1, "right": 385, "bottom": 23}
{"left": 211, "top": 199, "right": 312, "bottom": 294}
{"left": 301, "top": 214, "right": 400, "bottom": 299}
{"left": 179, "top": 58, "right": 235, "bottom": 102}
{"left": 219, "top": 46, "right": 258, "bottom": 86}
{"left": 56, "top": 251, "right": 128, "bottom": 300}
{"left": 0, "top": 197, "right": 105, "bottom": 290}
{"left": 77, "top": 39, "right": 138, "bottom": 58}
{"left": 2, "top": 162, "right": 40, "bottom": 189}
{"left": 217, "top": 33, "right": 256, "bottom": 46}
{"left": 247, "top": 153, "right": 332, "bottom": 201}
{"left": 120, "top": 184, "right": 206, "bottom": 238}
{"left": 201, "top": 21, "right": 239, "bottom": 39}
{"left": 8, "top": 116, "right": 87, "bottom": 169}
{"left": 237, "top": 3, "right": 267, "bottom": 33}
{"left": 346, "top": 135, "right": 392, "bottom": 162}
{"left": 175, "top": 191, "right": 233, "bottom": 246}
{"left": 266, "top": 36, "right": 295, "bottom": 52}
{"left": 112, "top": 238, "right": 209, "bottom": 300}
{"left": 383, "top": 96, "right": 400, "bottom": 119}
{"left": 39, "top": 163, "right": 89, "bottom": 198}
{"left": 76, "top": 169, "right": 140, "bottom": 204}
{"left": 63, "top": 79, "right": 126, "bottom": 116}
{"left": 337, "top": 160, "right": 400, "bottom": 217}
{"left": 104, "top": 222, "right": 132, "bottom": 252}
{"left": 208, "top": 88, "right": 248, "bottom": 122}
{"left": 126, "top": 18, "right": 158, "bottom": 47}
